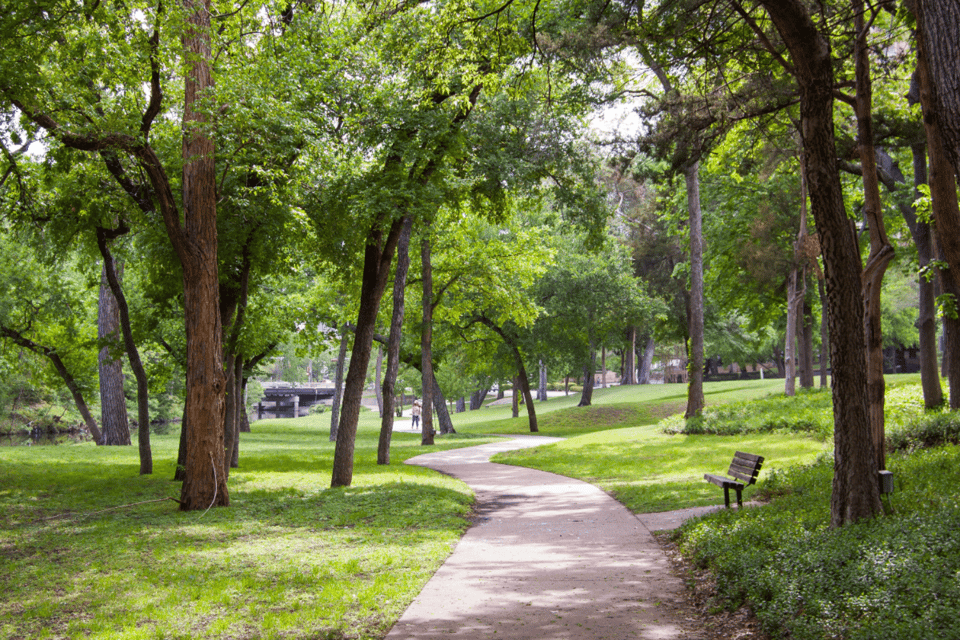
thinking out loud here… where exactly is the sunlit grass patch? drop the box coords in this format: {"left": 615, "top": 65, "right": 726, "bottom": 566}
{"left": 0, "top": 411, "right": 494, "bottom": 640}
{"left": 493, "top": 424, "right": 828, "bottom": 512}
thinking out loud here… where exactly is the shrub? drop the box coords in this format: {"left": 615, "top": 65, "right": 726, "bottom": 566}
{"left": 887, "top": 410, "right": 960, "bottom": 452}
{"left": 660, "top": 388, "right": 832, "bottom": 439}
{"left": 679, "top": 446, "right": 960, "bottom": 640}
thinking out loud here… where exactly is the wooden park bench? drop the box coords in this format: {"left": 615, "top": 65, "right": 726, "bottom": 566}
{"left": 704, "top": 451, "right": 764, "bottom": 508}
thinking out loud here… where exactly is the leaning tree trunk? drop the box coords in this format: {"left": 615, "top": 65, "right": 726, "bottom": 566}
{"left": 684, "top": 162, "right": 705, "bottom": 418}
{"left": 97, "top": 263, "right": 131, "bottom": 446}
{"left": 96, "top": 232, "right": 152, "bottom": 473}
{"left": 0, "top": 327, "right": 102, "bottom": 443}
{"left": 331, "top": 217, "right": 405, "bottom": 488}
{"left": 378, "top": 217, "right": 413, "bottom": 465}
{"left": 432, "top": 373, "right": 456, "bottom": 434}
{"left": 512, "top": 376, "right": 520, "bottom": 418}
{"left": 758, "top": 0, "right": 881, "bottom": 526}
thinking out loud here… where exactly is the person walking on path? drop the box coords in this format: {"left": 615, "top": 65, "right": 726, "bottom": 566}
{"left": 387, "top": 436, "right": 704, "bottom": 640}
{"left": 410, "top": 398, "right": 422, "bottom": 428}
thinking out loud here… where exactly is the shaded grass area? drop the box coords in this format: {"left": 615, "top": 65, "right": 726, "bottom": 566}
{"left": 0, "top": 413, "right": 496, "bottom": 640}
{"left": 678, "top": 446, "right": 960, "bottom": 640}
{"left": 491, "top": 425, "right": 827, "bottom": 512}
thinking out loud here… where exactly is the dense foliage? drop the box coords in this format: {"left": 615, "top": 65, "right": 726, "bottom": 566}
{"left": 676, "top": 381, "right": 960, "bottom": 639}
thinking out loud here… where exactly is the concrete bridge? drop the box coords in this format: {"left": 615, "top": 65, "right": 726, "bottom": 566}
{"left": 255, "top": 384, "right": 336, "bottom": 419}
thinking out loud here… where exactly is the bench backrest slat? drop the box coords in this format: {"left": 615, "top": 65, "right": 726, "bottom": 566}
{"left": 727, "top": 451, "right": 764, "bottom": 485}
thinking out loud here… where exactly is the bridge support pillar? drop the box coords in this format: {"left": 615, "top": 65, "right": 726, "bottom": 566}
{"left": 293, "top": 395, "right": 300, "bottom": 418}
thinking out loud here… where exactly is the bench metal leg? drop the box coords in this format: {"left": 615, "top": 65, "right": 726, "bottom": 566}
{"left": 723, "top": 486, "right": 731, "bottom": 508}
{"left": 736, "top": 489, "right": 743, "bottom": 508}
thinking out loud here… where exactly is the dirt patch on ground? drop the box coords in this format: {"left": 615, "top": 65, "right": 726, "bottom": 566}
{"left": 654, "top": 532, "right": 770, "bottom": 640}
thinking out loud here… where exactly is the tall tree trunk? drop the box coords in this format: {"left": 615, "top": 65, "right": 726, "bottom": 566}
{"left": 420, "top": 234, "right": 435, "bottom": 446}
{"left": 97, "top": 262, "right": 131, "bottom": 446}
{"left": 600, "top": 346, "right": 607, "bottom": 388}
{"left": 476, "top": 316, "right": 537, "bottom": 431}
{"left": 375, "top": 345, "right": 383, "bottom": 417}
{"left": 177, "top": 0, "right": 228, "bottom": 510}
{"left": 758, "top": 0, "right": 881, "bottom": 525}
{"left": 512, "top": 376, "right": 520, "bottom": 418}
{"left": 854, "top": 0, "right": 895, "bottom": 473}
{"left": 639, "top": 336, "right": 655, "bottom": 384}
{"left": 877, "top": 116, "right": 943, "bottom": 407}
{"left": 684, "top": 162, "right": 705, "bottom": 418}
{"left": 96, "top": 232, "right": 152, "bottom": 473}
{"left": 784, "top": 265, "right": 800, "bottom": 397}
{"left": 330, "top": 325, "right": 349, "bottom": 442}
{"left": 915, "top": 0, "right": 960, "bottom": 176}
{"left": 916, "top": 26, "right": 960, "bottom": 408}
{"left": 911, "top": 145, "right": 944, "bottom": 408}
{"left": 819, "top": 278, "right": 829, "bottom": 388}
{"left": 378, "top": 217, "right": 412, "bottom": 465}
{"left": 456, "top": 396, "right": 465, "bottom": 413}
{"left": 222, "top": 352, "right": 236, "bottom": 478}
{"left": 538, "top": 360, "right": 547, "bottom": 401}
{"left": 622, "top": 327, "right": 636, "bottom": 385}
{"left": 331, "top": 217, "right": 405, "bottom": 487}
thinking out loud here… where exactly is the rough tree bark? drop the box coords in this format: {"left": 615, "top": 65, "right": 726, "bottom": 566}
{"left": 421, "top": 234, "right": 435, "bottom": 446}
{"left": 378, "top": 217, "right": 413, "bottom": 465}
{"left": 96, "top": 230, "right": 152, "bottom": 474}
{"left": 578, "top": 346, "right": 597, "bottom": 407}
{"left": 853, "top": 0, "right": 895, "bottom": 472}
{"left": 757, "top": 0, "right": 881, "bottom": 525}
{"left": 97, "top": 263, "right": 131, "bottom": 446}
{"left": 915, "top": 16, "right": 960, "bottom": 408}
{"left": 331, "top": 216, "right": 406, "bottom": 487}
{"left": 177, "top": 0, "right": 228, "bottom": 510}
{"left": 876, "top": 132, "right": 943, "bottom": 407}
{"left": 639, "top": 336, "right": 655, "bottom": 384}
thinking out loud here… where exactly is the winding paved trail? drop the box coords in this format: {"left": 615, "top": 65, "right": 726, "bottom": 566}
{"left": 385, "top": 436, "right": 707, "bottom": 640}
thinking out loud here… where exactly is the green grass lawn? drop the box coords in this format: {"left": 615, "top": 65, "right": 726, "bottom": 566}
{"left": 1, "top": 412, "right": 496, "bottom": 640}
{"left": 0, "top": 374, "right": 934, "bottom": 639}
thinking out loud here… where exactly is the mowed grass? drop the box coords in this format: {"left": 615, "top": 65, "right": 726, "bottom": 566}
{"left": 454, "top": 378, "right": 827, "bottom": 512}
{"left": 0, "top": 411, "right": 496, "bottom": 640}
{"left": 491, "top": 425, "right": 827, "bottom": 512}
{"left": 0, "top": 376, "right": 885, "bottom": 638}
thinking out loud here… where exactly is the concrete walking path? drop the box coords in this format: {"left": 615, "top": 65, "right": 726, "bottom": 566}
{"left": 385, "top": 436, "right": 708, "bottom": 639}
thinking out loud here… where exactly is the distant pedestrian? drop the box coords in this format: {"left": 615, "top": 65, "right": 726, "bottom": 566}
{"left": 411, "top": 398, "right": 422, "bottom": 428}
